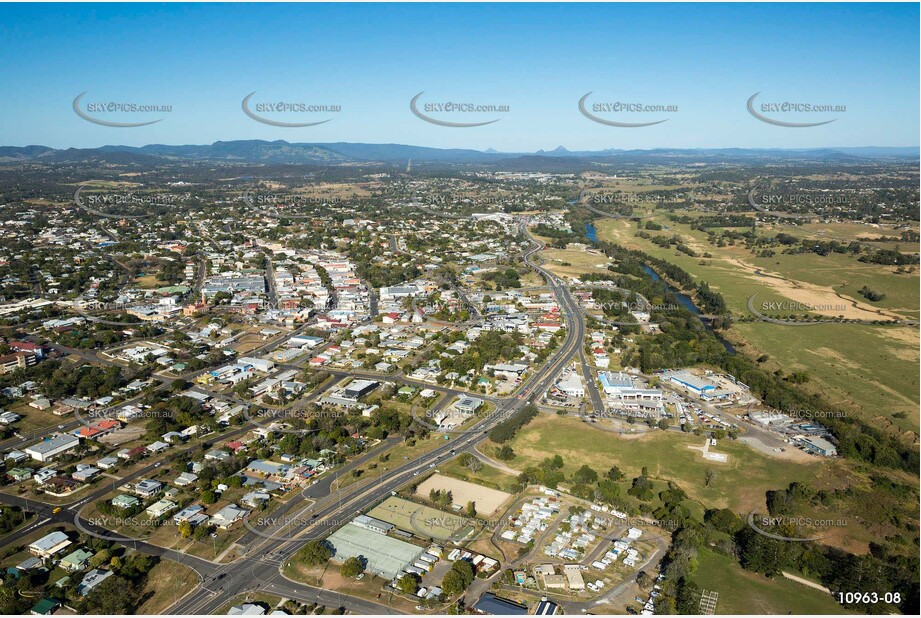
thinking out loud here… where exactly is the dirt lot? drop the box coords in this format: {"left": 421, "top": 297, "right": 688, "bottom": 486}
{"left": 414, "top": 473, "right": 512, "bottom": 516}
{"left": 99, "top": 425, "right": 146, "bottom": 446}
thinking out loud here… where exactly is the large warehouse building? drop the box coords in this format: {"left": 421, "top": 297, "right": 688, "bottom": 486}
{"left": 326, "top": 519, "right": 424, "bottom": 579}
{"left": 25, "top": 434, "right": 80, "bottom": 462}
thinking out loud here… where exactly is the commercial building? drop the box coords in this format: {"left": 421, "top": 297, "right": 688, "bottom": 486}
{"left": 343, "top": 379, "right": 379, "bottom": 400}
{"left": 455, "top": 397, "right": 484, "bottom": 414}
{"left": 799, "top": 436, "right": 838, "bottom": 457}
{"left": 472, "top": 593, "right": 529, "bottom": 615}
{"left": 351, "top": 514, "right": 394, "bottom": 535}
{"left": 555, "top": 371, "right": 585, "bottom": 398}
{"left": 238, "top": 357, "right": 275, "bottom": 373}
{"left": 25, "top": 434, "right": 80, "bottom": 462}
{"left": 326, "top": 519, "right": 424, "bottom": 579}
{"left": 535, "top": 600, "right": 561, "bottom": 615}
{"left": 661, "top": 370, "right": 730, "bottom": 400}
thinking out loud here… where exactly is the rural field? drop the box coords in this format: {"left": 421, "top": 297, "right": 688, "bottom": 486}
{"left": 693, "top": 549, "right": 850, "bottom": 615}
{"left": 594, "top": 213, "right": 920, "bottom": 439}
{"left": 500, "top": 415, "right": 820, "bottom": 513}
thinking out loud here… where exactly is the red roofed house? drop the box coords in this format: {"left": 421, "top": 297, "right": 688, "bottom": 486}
{"left": 9, "top": 341, "right": 46, "bottom": 358}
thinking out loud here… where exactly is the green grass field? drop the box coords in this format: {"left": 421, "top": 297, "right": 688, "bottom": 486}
{"left": 367, "top": 496, "right": 461, "bottom": 541}
{"left": 693, "top": 549, "right": 849, "bottom": 614}
{"left": 594, "top": 214, "right": 920, "bottom": 437}
{"left": 502, "top": 415, "right": 820, "bottom": 513}
{"left": 596, "top": 216, "right": 919, "bottom": 318}
{"left": 437, "top": 456, "right": 520, "bottom": 493}
{"left": 732, "top": 321, "right": 919, "bottom": 435}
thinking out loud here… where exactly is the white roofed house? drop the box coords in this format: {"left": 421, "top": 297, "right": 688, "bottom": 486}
{"left": 77, "top": 568, "right": 113, "bottom": 596}
{"left": 29, "top": 531, "right": 72, "bottom": 558}
{"left": 241, "top": 491, "right": 271, "bottom": 508}
{"left": 455, "top": 397, "right": 484, "bottom": 414}
{"left": 174, "top": 472, "right": 199, "bottom": 486}
{"left": 146, "top": 499, "right": 179, "bottom": 518}
{"left": 135, "top": 478, "right": 163, "bottom": 498}
{"left": 146, "top": 440, "right": 170, "bottom": 454}
{"left": 173, "top": 504, "right": 206, "bottom": 524}
{"left": 209, "top": 504, "right": 250, "bottom": 529}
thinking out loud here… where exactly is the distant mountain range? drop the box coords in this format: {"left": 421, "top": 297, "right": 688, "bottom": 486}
{"left": 0, "top": 140, "right": 916, "bottom": 165}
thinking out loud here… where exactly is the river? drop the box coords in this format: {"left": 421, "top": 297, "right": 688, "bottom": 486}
{"left": 641, "top": 265, "right": 736, "bottom": 354}
{"left": 580, "top": 213, "right": 734, "bottom": 352}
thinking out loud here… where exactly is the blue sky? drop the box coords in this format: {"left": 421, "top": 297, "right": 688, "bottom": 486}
{"left": 1, "top": 2, "right": 917, "bottom": 150}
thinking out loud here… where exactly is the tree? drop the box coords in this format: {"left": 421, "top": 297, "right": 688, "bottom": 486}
{"left": 340, "top": 557, "right": 364, "bottom": 578}
{"left": 442, "top": 559, "right": 475, "bottom": 595}
{"left": 302, "top": 540, "right": 332, "bottom": 566}
{"left": 637, "top": 570, "right": 653, "bottom": 589}
{"left": 465, "top": 501, "right": 477, "bottom": 517}
{"left": 704, "top": 469, "right": 716, "bottom": 488}
{"left": 178, "top": 520, "right": 193, "bottom": 539}
{"left": 737, "top": 528, "right": 794, "bottom": 576}
{"left": 704, "top": 508, "right": 742, "bottom": 535}
{"left": 201, "top": 489, "right": 217, "bottom": 504}
{"left": 89, "top": 549, "right": 113, "bottom": 568}
{"left": 496, "top": 445, "right": 515, "bottom": 461}
{"left": 572, "top": 464, "right": 598, "bottom": 485}
{"left": 606, "top": 466, "right": 625, "bottom": 481}
{"left": 397, "top": 573, "right": 420, "bottom": 594}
